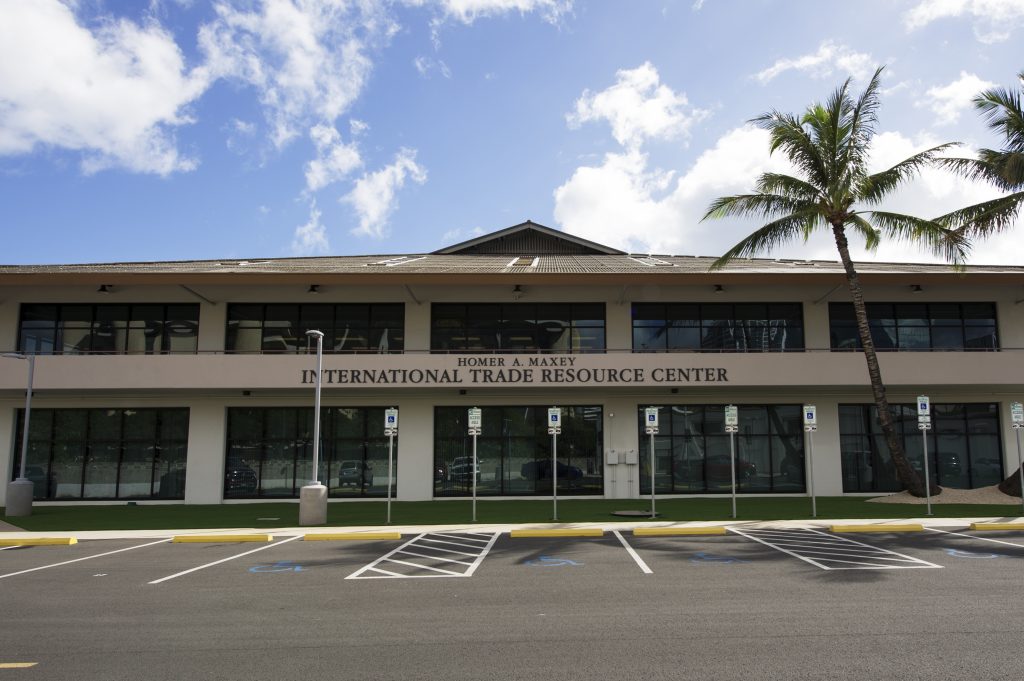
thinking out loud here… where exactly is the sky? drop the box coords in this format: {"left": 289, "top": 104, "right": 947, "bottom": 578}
{"left": 1, "top": 0, "right": 1022, "bottom": 266}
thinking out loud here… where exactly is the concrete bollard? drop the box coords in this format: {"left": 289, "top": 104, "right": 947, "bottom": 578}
{"left": 5, "top": 479, "right": 34, "bottom": 517}
{"left": 298, "top": 484, "right": 328, "bottom": 526}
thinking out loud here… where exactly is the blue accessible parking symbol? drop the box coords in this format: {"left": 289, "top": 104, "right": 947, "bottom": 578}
{"left": 524, "top": 555, "right": 583, "bottom": 567}
{"left": 944, "top": 549, "right": 1004, "bottom": 559}
{"left": 690, "top": 551, "right": 749, "bottom": 564}
{"left": 249, "top": 561, "right": 305, "bottom": 573}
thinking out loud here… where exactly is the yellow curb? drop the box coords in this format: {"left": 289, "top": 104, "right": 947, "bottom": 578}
{"left": 970, "top": 523, "right": 1024, "bottom": 531}
{"left": 0, "top": 663, "right": 38, "bottom": 669}
{"left": 0, "top": 537, "right": 77, "bottom": 546}
{"left": 633, "top": 527, "right": 727, "bottom": 536}
{"left": 831, "top": 524, "right": 923, "bottom": 533}
{"left": 171, "top": 534, "right": 273, "bottom": 543}
{"left": 304, "top": 532, "right": 402, "bottom": 541}
{"left": 510, "top": 529, "right": 604, "bottom": 538}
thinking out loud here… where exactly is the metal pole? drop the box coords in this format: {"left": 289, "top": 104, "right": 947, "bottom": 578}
{"left": 729, "top": 431, "right": 737, "bottom": 519}
{"left": 1015, "top": 428, "right": 1023, "bottom": 516}
{"left": 806, "top": 430, "right": 816, "bottom": 518}
{"left": 19, "top": 352, "right": 35, "bottom": 481}
{"left": 308, "top": 331, "right": 324, "bottom": 485}
{"left": 472, "top": 433, "right": 478, "bottom": 523}
{"left": 649, "top": 431, "right": 656, "bottom": 519}
{"left": 552, "top": 433, "right": 558, "bottom": 522}
{"left": 387, "top": 432, "right": 394, "bottom": 524}
{"left": 921, "top": 429, "right": 933, "bottom": 516}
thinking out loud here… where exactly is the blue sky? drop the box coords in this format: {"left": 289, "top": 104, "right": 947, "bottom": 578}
{"left": 1, "top": 0, "right": 1022, "bottom": 265}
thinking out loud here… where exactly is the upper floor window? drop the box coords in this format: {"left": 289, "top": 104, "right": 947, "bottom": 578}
{"left": 632, "top": 303, "right": 804, "bottom": 352}
{"left": 431, "top": 303, "right": 605, "bottom": 353}
{"left": 226, "top": 303, "right": 404, "bottom": 354}
{"left": 829, "top": 302, "right": 998, "bottom": 351}
{"left": 18, "top": 303, "right": 199, "bottom": 355}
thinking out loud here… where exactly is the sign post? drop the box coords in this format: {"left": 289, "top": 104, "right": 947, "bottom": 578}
{"left": 645, "top": 407, "right": 659, "bottom": 519}
{"left": 803, "top": 405, "right": 817, "bottom": 518}
{"left": 724, "top": 405, "right": 739, "bottom": 519}
{"left": 384, "top": 407, "right": 398, "bottom": 524}
{"left": 548, "top": 407, "right": 562, "bottom": 521}
{"left": 468, "top": 407, "right": 482, "bottom": 522}
{"left": 917, "top": 395, "right": 933, "bottom": 516}
{"left": 1011, "top": 402, "right": 1024, "bottom": 515}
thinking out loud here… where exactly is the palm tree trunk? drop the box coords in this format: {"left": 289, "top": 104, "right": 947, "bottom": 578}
{"left": 831, "top": 223, "right": 934, "bottom": 497}
{"left": 998, "top": 465, "right": 1022, "bottom": 497}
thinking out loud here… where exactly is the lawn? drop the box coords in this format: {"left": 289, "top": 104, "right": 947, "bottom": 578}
{"left": 3, "top": 496, "right": 1023, "bottom": 531}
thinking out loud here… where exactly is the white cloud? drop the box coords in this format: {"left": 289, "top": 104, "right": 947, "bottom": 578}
{"left": 567, "top": 62, "right": 706, "bottom": 150}
{"left": 304, "top": 124, "right": 362, "bottom": 192}
{"left": 291, "top": 202, "right": 330, "bottom": 254}
{"left": 754, "top": 41, "right": 874, "bottom": 85}
{"left": 344, "top": 149, "right": 427, "bottom": 239}
{"left": 923, "top": 71, "right": 996, "bottom": 125}
{"left": 554, "top": 125, "right": 1020, "bottom": 264}
{"left": 198, "top": 0, "right": 393, "bottom": 149}
{"left": 905, "top": 0, "right": 1024, "bottom": 42}
{"left": 0, "top": 0, "right": 209, "bottom": 175}
{"left": 432, "top": 0, "right": 572, "bottom": 24}
{"left": 413, "top": 55, "right": 452, "bottom": 79}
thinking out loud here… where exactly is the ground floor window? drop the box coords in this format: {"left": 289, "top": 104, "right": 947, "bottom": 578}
{"left": 12, "top": 408, "right": 189, "bottom": 500}
{"left": 434, "top": 406, "right": 603, "bottom": 497}
{"left": 840, "top": 403, "right": 1003, "bottom": 492}
{"left": 638, "top": 405, "right": 805, "bottom": 494}
{"left": 225, "top": 407, "right": 396, "bottom": 498}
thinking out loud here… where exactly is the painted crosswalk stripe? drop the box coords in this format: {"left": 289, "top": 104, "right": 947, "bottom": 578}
{"left": 347, "top": 531, "right": 499, "bottom": 579}
{"left": 730, "top": 527, "right": 941, "bottom": 570}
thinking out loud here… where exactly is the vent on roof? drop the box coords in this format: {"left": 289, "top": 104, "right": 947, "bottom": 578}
{"left": 366, "top": 256, "right": 426, "bottom": 267}
{"left": 629, "top": 255, "right": 675, "bottom": 267}
{"left": 507, "top": 256, "right": 538, "bottom": 268}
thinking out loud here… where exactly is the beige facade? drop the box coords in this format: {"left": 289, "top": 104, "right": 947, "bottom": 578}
{"left": 2, "top": 223, "right": 1023, "bottom": 505}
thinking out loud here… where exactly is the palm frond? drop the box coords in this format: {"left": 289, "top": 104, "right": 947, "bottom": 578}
{"left": 934, "top": 190, "right": 1024, "bottom": 236}
{"left": 975, "top": 82, "right": 1024, "bottom": 150}
{"left": 865, "top": 211, "right": 970, "bottom": 264}
{"left": 753, "top": 173, "right": 821, "bottom": 201}
{"left": 709, "top": 210, "right": 821, "bottom": 270}
{"left": 701, "top": 192, "right": 811, "bottom": 222}
{"left": 847, "top": 214, "right": 880, "bottom": 251}
{"left": 858, "top": 143, "right": 960, "bottom": 204}
{"left": 751, "top": 111, "right": 828, "bottom": 189}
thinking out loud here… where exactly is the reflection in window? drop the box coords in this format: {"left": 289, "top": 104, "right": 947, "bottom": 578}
{"left": 225, "top": 304, "right": 404, "bottom": 354}
{"left": 632, "top": 303, "right": 804, "bottom": 352}
{"left": 18, "top": 304, "right": 199, "bottom": 355}
{"left": 431, "top": 304, "right": 605, "bottom": 353}
{"left": 637, "top": 405, "right": 805, "bottom": 494}
{"left": 225, "top": 407, "right": 395, "bottom": 498}
{"left": 839, "top": 403, "right": 1003, "bottom": 492}
{"left": 11, "top": 408, "right": 189, "bottom": 500}
{"left": 433, "top": 406, "right": 603, "bottom": 496}
{"left": 829, "top": 303, "right": 998, "bottom": 351}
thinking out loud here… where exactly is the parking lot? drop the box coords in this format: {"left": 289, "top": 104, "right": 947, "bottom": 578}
{"left": 2, "top": 524, "right": 1024, "bottom": 680}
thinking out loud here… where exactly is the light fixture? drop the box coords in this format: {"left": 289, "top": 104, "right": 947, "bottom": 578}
{"left": 307, "top": 285, "right": 320, "bottom": 294}
{"left": 512, "top": 284, "right": 523, "bottom": 300}
{"left": 714, "top": 284, "right": 724, "bottom": 293}
{"left": 911, "top": 284, "right": 923, "bottom": 293}
{"left": 97, "top": 285, "right": 112, "bottom": 294}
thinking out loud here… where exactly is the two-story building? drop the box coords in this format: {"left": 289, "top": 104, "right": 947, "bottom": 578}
{"left": 2, "top": 221, "right": 1022, "bottom": 506}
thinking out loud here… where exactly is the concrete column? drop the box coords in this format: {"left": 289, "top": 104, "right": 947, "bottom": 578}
{"left": 0, "top": 406, "right": 14, "bottom": 507}
{"left": 803, "top": 300, "right": 833, "bottom": 351}
{"left": 396, "top": 400, "right": 433, "bottom": 501}
{"left": 604, "top": 397, "right": 640, "bottom": 499}
{"left": 605, "top": 300, "right": 632, "bottom": 353}
{"left": 808, "top": 397, "right": 844, "bottom": 496}
{"left": 197, "top": 302, "right": 226, "bottom": 353}
{"left": 404, "top": 296, "right": 431, "bottom": 353}
{"left": 184, "top": 402, "right": 227, "bottom": 504}
{"left": 0, "top": 299, "right": 19, "bottom": 351}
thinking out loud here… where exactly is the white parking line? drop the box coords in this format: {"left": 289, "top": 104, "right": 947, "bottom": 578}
{"left": 0, "top": 539, "right": 172, "bottom": 580}
{"left": 731, "top": 528, "right": 942, "bottom": 570}
{"left": 347, "top": 531, "right": 499, "bottom": 579}
{"left": 148, "top": 535, "right": 302, "bottom": 584}
{"left": 926, "top": 527, "right": 1024, "bottom": 547}
{"left": 612, "top": 531, "right": 653, "bottom": 574}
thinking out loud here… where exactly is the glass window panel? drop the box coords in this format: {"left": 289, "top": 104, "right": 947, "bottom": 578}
{"left": 929, "top": 304, "right": 962, "bottom": 324}
{"left": 333, "top": 408, "right": 365, "bottom": 438}
{"left": 772, "top": 435, "right": 804, "bottom": 491}
{"left": 370, "top": 304, "right": 404, "bottom": 328}
{"left": 225, "top": 443, "right": 260, "bottom": 498}
{"left": 633, "top": 327, "right": 665, "bottom": 351}
{"left": 259, "top": 441, "right": 297, "bottom": 497}
{"left": 831, "top": 322, "right": 860, "bottom": 350}
{"left": 666, "top": 327, "right": 700, "bottom": 350}
{"left": 159, "top": 410, "right": 190, "bottom": 440}
{"left": 964, "top": 324, "right": 997, "bottom": 349}
{"left": 24, "top": 409, "right": 53, "bottom": 441}
{"left": 89, "top": 410, "right": 122, "bottom": 441}
{"left": 54, "top": 410, "right": 88, "bottom": 440}
{"left": 571, "top": 303, "right": 605, "bottom": 327}
{"left": 122, "top": 410, "right": 157, "bottom": 440}
{"left": 83, "top": 443, "right": 120, "bottom": 498}
{"left": 737, "top": 437, "right": 770, "bottom": 491}
{"left": 335, "top": 304, "right": 370, "bottom": 327}
{"left": 968, "top": 435, "right": 1003, "bottom": 487}
{"left": 666, "top": 303, "right": 700, "bottom": 325}
{"left": 52, "top": 442, "right": 84, "bottom": 499}
{"left": 632, "top": 303, "right": 665, "bottom": 326}
{"left": 935, "top": 433, "right": 970, "bottom": 488}
{"left": 154, "top": 443, "right": 187, "bottom": 498}
{"left": 931, "top": 327, "right": 964, "bottom": 350}
{"left": 59, "top": 323, "right": 93, "bottom": 354}
{"left": 573, "top": 327, "right": 605, "bottom": 353}
{"left": 962, "top": 303, "right": 996, "bottom": 321}
{"left": 117, "top": 443, "right": 154, "bottom": 498}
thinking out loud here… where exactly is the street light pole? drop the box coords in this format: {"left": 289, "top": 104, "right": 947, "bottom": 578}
{"left": 299, "top": 331, "right": 327, "bottom": 526}
{"left": 3, "top": 353, "right": 35, "bottom": 517}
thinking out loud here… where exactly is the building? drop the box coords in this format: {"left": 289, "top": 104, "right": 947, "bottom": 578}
{"left": 1, "top": 221, "right": 1022, "bottom": 506}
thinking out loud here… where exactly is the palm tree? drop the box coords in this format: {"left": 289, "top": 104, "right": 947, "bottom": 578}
{"left": 702, "top": 67, "right": 968, "bottom": 497}
{"left": 938, "top": 70, "right": 1024, "bottom": 496}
